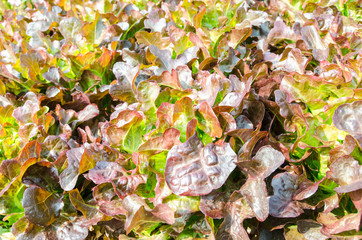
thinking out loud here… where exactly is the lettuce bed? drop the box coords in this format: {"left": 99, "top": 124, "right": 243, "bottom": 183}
{"left": 0, "top": 0, "right": 361, "bottom": 239}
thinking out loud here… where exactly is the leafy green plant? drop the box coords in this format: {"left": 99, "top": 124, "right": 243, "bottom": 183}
{"left": 0, "top": 0, "right": 361, "bottom": 239}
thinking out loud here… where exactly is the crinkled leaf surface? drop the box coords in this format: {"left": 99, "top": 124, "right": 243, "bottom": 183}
{"left": 333, "top": 101, "right": 362, "bottom": 146}
{"left": 199, "top": 190, "right": 227, "bottom": 219}
{"left": 317, "top": 211, "right": 362, "bottom": 236}
{"left": 88, "top": 161, "right": 126, "bottom": 185}
{"left": 1, "top": 0, "right": 362, "bottom": 238}
{"left": 237, "top": 145, "right": 285, "bottom": 179}
{"left": 327, "top": 156, "right": 362, "bottom": 193}
{"left": 165, "top": 134, "right": 237, "bottom": 196}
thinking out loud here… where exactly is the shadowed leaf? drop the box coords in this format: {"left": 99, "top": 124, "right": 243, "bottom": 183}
{"left": 22, "top": 186, "right": 63, "bottom": 227}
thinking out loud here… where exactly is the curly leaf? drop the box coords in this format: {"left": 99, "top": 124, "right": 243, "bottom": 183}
{"left": 165, "top": 134, "right": 237, "bottom": 196}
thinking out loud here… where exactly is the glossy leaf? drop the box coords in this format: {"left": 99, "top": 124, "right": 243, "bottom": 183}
{"left": 327, "top": 156, "right": 362, "bottom": 193}
{"left": 59, "top": 147, "right": 84, "bottom": 191}
{"left": 333, "top": 101, "right": 362, "bottom": 146}
{"left": 21, "top": 162, "right": 61, "bottom": 192}
{"left": 165, "top": 134, "right": 237, "bottom": 196}
{"left": 88, "top": 161, "right": 126, "bottom": 184}
{"left": 237, "top": 145, "right": 285, "bottom": 179}
{"left": 69, "top": 189, "right": 98, "bottom": 218}
{"left": 196, "top": 102, "right": 222, "bottom": 138}
{"left": 22, "top": 186, "right": 63, "bottom": 227}
{"left": 269, "top": 172, "right": 303, "bottom": 218}
{"left": 149, "top": 45, "right": 199, "bottom": 75}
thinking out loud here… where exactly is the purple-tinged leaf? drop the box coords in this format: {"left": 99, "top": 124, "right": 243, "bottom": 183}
{"left": 114, "top": 174, "right": 148, "bottom": 199}
{"left": 135, "top": 31, "right": 170, "bottom": 49}
{"left": 327, "top": 156, "right": 362, "bottom": 193}
{"left": 241, "top": 100, "right": 265, "bottom": 128}
{"left": 62, "top": 92, "right": 90, "bottom": 112}
{"left": 11, "top": 216, "right": 28, "bottom": 237}
{"left": 59, "top": 147, "right": 84, "bottom": 191}
{"left": 267, "top": 18, "right": 298, "bottom": 44}
{"left": 122, "top": 194, "right": 174, "bottom": 234}
{"left": 22, "top": 162, "right": 60, "bottom": 192}
{"left": 269, "top": 172, "right": 304, "bottom": 218}
{"left": 138, "top": 128, "right": 181, "bottom": 153}
{"left": 43, "top": 67, "right": 61, "bottom": 85}
{"left": 216, "top": 192, "right": 254, "bottom": 240}
{"left": 144, "top": 9, "right": 166, "bottom": 33}
{"left": 88, "top": 161, "right": 126, "bottom": 185}
{"left": 22, "top": 186, "right": 63, "bottom": 227}
{"left": 329, "top": 135, "right": 356, "bottom": 162}
{"left": 239, "top": 178, "right": 269, "bottom": 221}
{"left": 317, "top": 211, "right": 362, "bottom": 237}
{"left": 275, "top": 90, "right": 294, "bottom": 119}
{"left": 99, "top": 199, "right": 126, "bottom": 216}
{"left": 149, "top": 69, "right": 182, "bottom": 89}
{"left": 297, "top": 220, "right": 327, "bottom": 240}
{"left": 106, "top": 110, "right": 144, "bottom": 147}
{"left": 165, "top": 134, "right": 237, "bottom": 196}
{"left": 274, "top": 48, "right": 308, "bottom": 74}
{"left": 93, "top": 182, "right": 116, "bottom": 204}
{"left": 333, "top": 101, "right": 362, "bottom": 147}
{"left": 59, "top": 17, "right": 82, "bottom": 42}
{"left": 236, "top": 141, "right": 282, "bottom": 221}
{"left": 293, "top": 178, "right": 323, "bottom": 201}
{"left": 301, "top": 25, "right": 329, "bottom": 61}
{"left": 55, "top": 216, "right": 95, "bottom": 240}
{"left": 12, "top": 99, "right": 39, "bottom": 125}
{"left": 229, "top": 28, "right": 252, "bottom": 49}
{"left": 219, "top": 92, "right": 244, "bottom": 108}
{"left": 200, "top": 190, "right": 227, "bottom": 219}
{"left": 41, "top": 135, "right": 69, "bottom": 161}
{"left": 76, "top": 104, "right": 99, "bottom": 122}
{"left": 0, "top": 159, "right": 21, "bottom": 179}
{"left": 78, "top": 148, "right": 98, "bottom": 175}
{"left": 237, "top": 131, "right": 268, "bottom": 160}
{"left": 350, "top": 189, "right": 362, "bottom": 210}
{"left": 149, "top": 45, "right": 199, "bottom": 76}
{"left": 237, "top": 145, "right": 285, "bottom": 179}
{"left": 113, "top": 61, "right": 139, "bottom": 84}
{"left": 15, "top": 222, "right": 46, "bottom": 240}
{"left": 323, "top": 194, "right": 340, "bottom": 213}
{"left": 218, "top": 112, "right": 237, "bottom": 133}
{"left": 219, "top": 49, "right": 241, "bottom": 73}
{"left": 110, "top": 62, "right": 139, "bottom": 103}
{"left": 197, "top": 72, "right": 219, "bottom": 107}
{"left": 151, "top": 175, "right": 172, "bottom": 206}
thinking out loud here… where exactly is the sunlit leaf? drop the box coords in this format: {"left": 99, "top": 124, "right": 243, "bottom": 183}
{"left": 165, "top": 134, "right": 237, "bottom": 196}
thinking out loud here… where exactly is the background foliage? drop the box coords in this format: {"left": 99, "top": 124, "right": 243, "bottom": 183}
{"left": 0, "top": 0, "right": 361, "bottom": 239}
